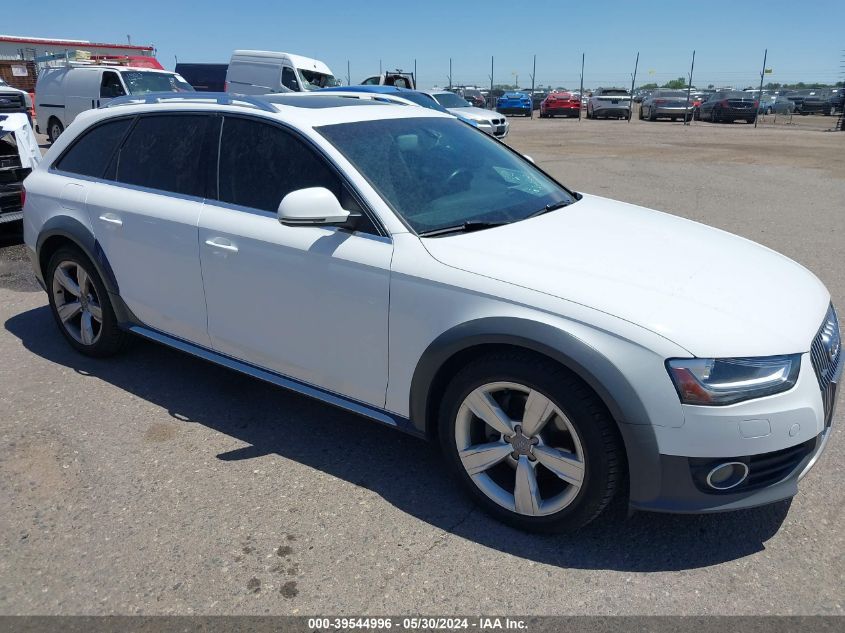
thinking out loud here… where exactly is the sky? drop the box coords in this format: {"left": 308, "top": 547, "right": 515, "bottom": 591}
{"left": 13, "top": 1, "right": 844, "bottom": 90}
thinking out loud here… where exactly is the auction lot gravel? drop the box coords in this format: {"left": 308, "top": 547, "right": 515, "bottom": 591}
{"left": 1, "top": 116, "right": 843, "bottom": 615}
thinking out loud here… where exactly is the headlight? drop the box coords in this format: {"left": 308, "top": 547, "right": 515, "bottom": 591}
{"left": 666, "top": 355, "right": 801, "bottom": 405}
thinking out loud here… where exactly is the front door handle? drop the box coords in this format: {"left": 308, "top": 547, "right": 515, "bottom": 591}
{"left": 204, "top": 238, "right": 239, "bottom": 253}
{"left": 98, "top": 213, "right": 123, "bottom": 226}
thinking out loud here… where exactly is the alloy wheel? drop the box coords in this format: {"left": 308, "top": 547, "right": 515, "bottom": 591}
{"left": 454, "top": 382, "right": 585, "bottom": 517}
{"left": 51, "top": 261, "right": 103, "bottom": 346}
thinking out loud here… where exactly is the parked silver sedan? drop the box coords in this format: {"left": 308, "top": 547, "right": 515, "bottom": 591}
{"left": 639, "top": 89, "right": 693, "bottom": 122}
{"left": 425, "top": 91, "right": 509, "bottom": 139}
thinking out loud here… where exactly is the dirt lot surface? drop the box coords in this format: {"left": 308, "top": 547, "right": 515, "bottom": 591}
{"left": 0, "top": 118, "right": 843, "bottom": 615}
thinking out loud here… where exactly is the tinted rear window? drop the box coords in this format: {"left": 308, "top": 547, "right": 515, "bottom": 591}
{"left": 55, "top": 118, "right": 132, "bottom": 177}
{"left": 114, "top": 115, "right": 209, "bottom": 196}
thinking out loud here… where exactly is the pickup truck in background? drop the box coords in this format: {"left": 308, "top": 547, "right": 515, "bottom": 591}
{"left": 360, "top": 71, "right": 416, "bottom": 90}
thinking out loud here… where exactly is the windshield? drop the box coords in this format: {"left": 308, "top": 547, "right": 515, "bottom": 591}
{"left": 299, "top": 69, "right": 340, "bottom": 90}
{"left": 395, "top": 92, "right": 449, "bottom": 113}
{"left": 123, "top": 71, "right": 193, "bottom": 94}
{"left": 433, "top": 92, "right": 471, "bottom": 108}
{"left": 317, "top": 117, "right": 575, "bottom": 235}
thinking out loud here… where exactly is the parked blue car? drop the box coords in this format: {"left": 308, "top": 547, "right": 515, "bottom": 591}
{"left": 497, "top": 92, "right": 532, "bottom": 116}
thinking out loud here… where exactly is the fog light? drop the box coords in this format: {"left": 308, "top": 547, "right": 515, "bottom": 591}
{"left": 706, "top": 462, "right": 749, "bottom": 490}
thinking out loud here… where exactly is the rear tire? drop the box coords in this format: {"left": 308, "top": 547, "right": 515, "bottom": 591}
{"left": 46, "top": 246, "right": 129, "bottom": 357}
{"left": 438, "top": 352, "right": 624, "bottom": 533}
{"left": 47, "top": 118, "right": 64, "bottom": 143}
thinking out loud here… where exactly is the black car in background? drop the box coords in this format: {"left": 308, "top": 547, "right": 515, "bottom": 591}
{"left": 697, "top": 91, "right": 757, "bottom": 123}
{"left": 174, "top": 63, "right": 229, "bottom": 92}
{"left": 459, "top": 88, "right": 486, "bottom": 108}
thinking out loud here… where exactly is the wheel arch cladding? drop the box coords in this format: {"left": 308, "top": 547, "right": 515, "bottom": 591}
{"left": 409, "top": 317, "right": 663, "bottom": 505}
{"left": 37, "top": 216, "right": 119, "bottom": 296}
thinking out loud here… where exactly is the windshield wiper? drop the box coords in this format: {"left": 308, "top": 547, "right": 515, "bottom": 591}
{"left": 418, "top": 221, "right": 507, "bottom": 237}
{"left": 527, "top": 200, "right": 572, "bottom": 219}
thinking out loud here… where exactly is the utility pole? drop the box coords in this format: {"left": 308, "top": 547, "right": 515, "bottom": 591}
{"left": 529, "top": 54, "right": 536, "bottom": 119}
{"left": 579, "top": 53, "right": 585, "bottom": 121}
{"left": 414, "top": 59, "right": 417, "bottom": 89}
{"left": 684, "top": 50, "right": 696, "bottom": 126}
{"left": 628, "top": 51, "right": 639, "bottom": 122}
{"left": 754, "top": 49, "right": 767, "bottom": 128}
{"left": 347, "top": 60, "right": 351, "bottom": 86}
{"left": 379, "top": 59, "right": 382, "bottom": 75}
{"left": 489, "top": 56, "right": 494, "bottom": 109}
{"left": 449, "top": 58, "right": 452, "bottom": 88}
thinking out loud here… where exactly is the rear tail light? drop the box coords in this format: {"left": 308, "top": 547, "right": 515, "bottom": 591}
{"left": 655, "top": 99, "right": 667, "bottom": 104}
{"left": 753, "top": 100, "right": 759, "bottom": 108}
{"left": 224, "top": 81, "right": 229, "bottom": 92}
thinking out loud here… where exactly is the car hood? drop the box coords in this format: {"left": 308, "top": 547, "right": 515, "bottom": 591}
{"left": 421, "top": 194, "right": 829, "bottom": 357}
{"left": 446, "top": 106, "right": 503, "bottom": 122}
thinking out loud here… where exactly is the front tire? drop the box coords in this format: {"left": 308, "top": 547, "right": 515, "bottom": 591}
{"left": 46, "top": 246, "right": 129, "bottom": 357}
{"left": 438, "top": 352, "right": 624, "bottom": 533}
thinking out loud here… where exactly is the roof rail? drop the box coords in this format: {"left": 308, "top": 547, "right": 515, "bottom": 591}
{"left": 104, "top": 92, "right": 277, "bottom": 113}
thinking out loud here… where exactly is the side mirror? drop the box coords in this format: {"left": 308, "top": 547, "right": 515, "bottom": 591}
{"left": 278, "top": 187, "right": 353, "bottom": 227}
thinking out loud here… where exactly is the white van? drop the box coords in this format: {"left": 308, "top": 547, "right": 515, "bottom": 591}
{"left": 35, "top": 64, "right": 193, "bottom": 142}
{"left": 225, "top": 50, "right": 339, "bottom": 94}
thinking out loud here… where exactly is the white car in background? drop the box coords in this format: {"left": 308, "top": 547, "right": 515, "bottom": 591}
{"left": 586, "top": 88, "right": 632, "bottom": 120}
{"left": 424, "top": 90, "right": 509, "bottom": 138}
{"left": 22, "top": 92, "right": 840, "bottom": 533}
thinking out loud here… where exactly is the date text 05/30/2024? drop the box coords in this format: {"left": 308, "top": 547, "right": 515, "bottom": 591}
{"left": 307, "top": 617, "right": 528, "bottom": 630}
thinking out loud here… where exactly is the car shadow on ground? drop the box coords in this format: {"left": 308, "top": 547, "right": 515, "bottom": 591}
{"left": 6, "top": 305, "right": 792, "bottom": 572}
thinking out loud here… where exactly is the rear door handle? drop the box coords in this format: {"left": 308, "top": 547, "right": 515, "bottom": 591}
{"left": 98, "top": 213, "right": 122, "bottom": 226}
{"left": 204, "top": 238, "right": 238, "bottom": 253}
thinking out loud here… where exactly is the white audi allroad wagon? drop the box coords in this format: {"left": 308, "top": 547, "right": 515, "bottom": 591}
{"left": 22, "top": 92, "right": 841, "bottom": 532}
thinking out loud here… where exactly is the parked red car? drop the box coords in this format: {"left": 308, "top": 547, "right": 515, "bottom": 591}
{"left": 539, "top": 91, "right": 581, "bottom": 118}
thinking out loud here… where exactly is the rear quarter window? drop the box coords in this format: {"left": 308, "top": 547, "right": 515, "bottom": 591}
{"left": 54, "top": 118, "right": 133, "bottom": 178}
{"left": 113, "top": 114, "right": 210, "bottom": 197}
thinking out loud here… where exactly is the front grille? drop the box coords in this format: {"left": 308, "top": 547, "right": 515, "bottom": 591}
{"left": 810, "top": 304, "right": 842, "bottom": 425}
{"left": 689, "top": 438, "right": 816, "bottom": 494}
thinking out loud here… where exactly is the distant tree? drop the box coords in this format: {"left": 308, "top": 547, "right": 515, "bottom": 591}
{"left": 707, "top": 84, "right": 714, "bottom": 89}
{"left": 661, "top": 77, "right": 688, "bottom": 89}
{"left": 639, "top": 82, "right": 658, "bottom": 90}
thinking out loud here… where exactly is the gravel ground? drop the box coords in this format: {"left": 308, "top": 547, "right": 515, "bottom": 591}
{"left": 0, "top": 118, "right": 843, "bottom": 615}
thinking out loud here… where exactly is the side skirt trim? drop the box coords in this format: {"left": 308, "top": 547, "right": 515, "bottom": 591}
{"left": 128, "top": 325, "right": 419, "bottom": 435}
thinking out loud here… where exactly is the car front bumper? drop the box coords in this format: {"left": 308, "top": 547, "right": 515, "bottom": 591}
{"left": 632, "top": 427, "right": 832, "bottom": 513}
{"left": 626, "top": 351, "right": 840, "bottom": 513}
{"left": 475, "top": 120, "right": 509, "bottom": 138}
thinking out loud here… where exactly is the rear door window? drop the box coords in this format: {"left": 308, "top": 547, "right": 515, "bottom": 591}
{"left": 113, "top": 114, "right": 210, "bottom": 197}
{"left": 55, "top": 117, "right": 133, "bottom": 178}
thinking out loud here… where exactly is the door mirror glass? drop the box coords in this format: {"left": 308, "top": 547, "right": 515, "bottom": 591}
{"left": 278, "top": 187, "right": 351, "bottom": 227}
